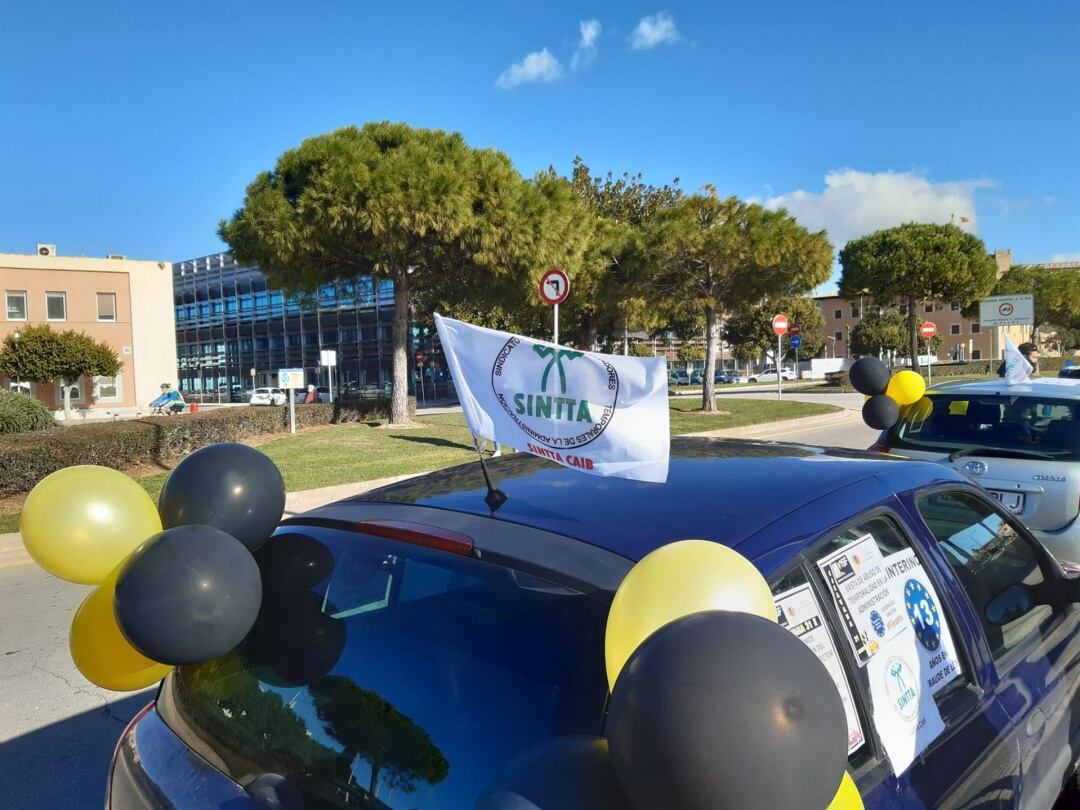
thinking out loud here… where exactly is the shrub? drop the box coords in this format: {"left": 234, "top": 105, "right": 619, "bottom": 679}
{"left": 0, "top": 390, "right": 56, "bottom": 434}
{"left": 0, "top": 396, "right": 413, "bottom": 496}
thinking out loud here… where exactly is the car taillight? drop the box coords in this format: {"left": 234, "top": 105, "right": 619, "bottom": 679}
{"left": 868, "top": 440, "right": 890, "bottom": 453}
{"left": 106, "top": 701, "right": 156, "bottom": 809}
{"left": 356, "top": 520, "right": 475, "bottom": 556}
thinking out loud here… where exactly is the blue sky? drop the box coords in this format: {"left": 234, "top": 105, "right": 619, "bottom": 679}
{"left": 2, "top": 0, "right": 1077, "bottom": 289}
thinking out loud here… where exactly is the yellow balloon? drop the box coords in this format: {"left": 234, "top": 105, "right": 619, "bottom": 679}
{"left": 22, "top": 465, "right": 162, "bottom": 584}
{"left": 885, "top": 370, "right": 926, "bottom": 406}
{"left": 605, "top": 539, "right": 774, "bottom": 690}
{"left": 904, "top": 395, "right": 934, "bottom": 424}
{"left": 69, "top": 564, "right": 172, "bottom": 691}
{"left": 827, "top": 772, "right": 864, "bottom": 810}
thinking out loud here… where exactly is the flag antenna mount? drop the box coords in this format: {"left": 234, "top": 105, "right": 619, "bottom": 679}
{"left": 472, "top": 437, "right": 508, "bottom": 514}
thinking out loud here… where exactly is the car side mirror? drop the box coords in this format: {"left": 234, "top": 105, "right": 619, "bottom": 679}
{"left": 985, "top": 583, "right": 1033, "bottom": 627}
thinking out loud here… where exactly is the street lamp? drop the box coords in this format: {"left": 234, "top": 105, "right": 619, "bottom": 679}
{"left": 825, "top": 335, "right": 838, "bottom": 358}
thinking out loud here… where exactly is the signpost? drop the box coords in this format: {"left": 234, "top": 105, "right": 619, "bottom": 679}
{"left": 919, "top": 322, "right": 937, "bottom": 386}
{"left": 319, "top": 349, "right": 337, "bottom": 403}
{"left": 539, "top": 268, "right": 570, "bottom": 344}
{"left": 978, "top": 294, "right": 1034, "bottom": 327}
{"left": 772, "top": 314, "right": 789, "bottom": 400}
{"left": 414, "top": 350, "right": 427, "bottom": 405}
{"left": 790, "top": 334, "right": 802, "bottom": 387}
{"left": 278, "top": 368, "right": 303, "bottom": 434}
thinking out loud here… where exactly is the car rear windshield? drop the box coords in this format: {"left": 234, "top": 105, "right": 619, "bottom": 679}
{"left": 160, "top": 526, "right": 609, "bottom": 809}
{"left": 888, "top": 394, "right": 1080, "bottom": 460}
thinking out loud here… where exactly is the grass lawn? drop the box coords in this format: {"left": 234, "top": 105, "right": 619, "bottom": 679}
{"left": 0, "top": 397, "right": 836, "bottom": 534}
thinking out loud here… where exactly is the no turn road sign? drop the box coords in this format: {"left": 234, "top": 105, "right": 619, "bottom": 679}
{"left": 539, "top": 268, "right": 570, "bottom": 305}
{"left": 919, "top": 322, "right": 937, "bottom": 339}
{"left": 772, "top": 314, "right": 789, "bottom": 336}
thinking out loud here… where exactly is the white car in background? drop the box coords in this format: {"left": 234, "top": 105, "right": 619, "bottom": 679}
{"left": 249, "top": 387, "right": 288, "bottom": 406}
{"left": 874, "top": 378, "right": 1080, "bottom": 565}
{"left": 747, "top": 366, "right": 796, "bottom": 383}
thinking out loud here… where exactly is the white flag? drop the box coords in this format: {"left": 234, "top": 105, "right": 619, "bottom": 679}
{"left": 1003, "top": 334, "right": 1033, "bottom": 384}
{"left": 435, "top": 314, "right": 670, "bottom": 482}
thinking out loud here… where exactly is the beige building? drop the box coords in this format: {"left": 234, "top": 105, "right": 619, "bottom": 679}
{"left": 0, "top": 250, "right": 177, "bottom": 417}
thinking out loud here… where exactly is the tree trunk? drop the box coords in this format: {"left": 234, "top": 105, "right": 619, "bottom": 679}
{"left": 907, "top": 295, "right": 920, "bottom": 372}
{"left": 62, "top": 381, "right": 74, "bottom": 421}
{"left": 391, "top": 272, "right": 410, "bottom": 426}
{"left": 703, "top": 305, "right": 719, "bottom": 412}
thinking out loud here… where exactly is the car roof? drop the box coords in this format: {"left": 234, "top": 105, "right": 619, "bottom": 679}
{"left": 928, "top": 378, "right": 1080, "bottom": 398}
{"left": 348, "top": 437, "right": 965, "bottom": 567}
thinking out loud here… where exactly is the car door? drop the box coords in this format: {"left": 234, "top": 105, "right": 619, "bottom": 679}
{"left": 783, "top": 509, "right": 1022, "bottom": 809}
{"left": 907, "top": 488, "right": 1080, "bottom": 810}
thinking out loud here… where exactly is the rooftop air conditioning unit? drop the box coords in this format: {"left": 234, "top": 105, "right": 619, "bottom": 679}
{"left": 37, "top": 244, "right": 56, "bottom": 257}
{"left": 107, "top": 254, "right": 126, "bottom": 260}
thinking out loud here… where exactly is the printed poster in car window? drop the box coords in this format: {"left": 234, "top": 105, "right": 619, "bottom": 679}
{"left": 774, "top": 584, "right": 866, "bottom": 755}
{"left": 816, "top": 534, "right": 907, "bottom": 664}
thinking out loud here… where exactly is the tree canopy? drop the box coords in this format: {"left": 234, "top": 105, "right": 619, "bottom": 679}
{"left": 642, "top": 190, "right": 833, "bottom": 410}
{"left": 839, "top": 223, "right": 997, "bottom": 368}
{"left": 0, "top": 325, "right": 120, "bottom": 420}
{"left": 219, "top": 122, "right": 587, "bottom": 424}
{"left": 311, "top": 675, "right": 449, "bottom": 799}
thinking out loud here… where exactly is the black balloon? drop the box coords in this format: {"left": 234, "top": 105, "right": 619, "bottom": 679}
{"left": 115, "top": 525, "right": 263, "bottom": 666}
{"left": 255, "top": 533, "right": 335, "bottom": 594}
{"left": 475, "top": 736, "right": 630, "bottom": 810}
{"left": 863, "top": 393, "right": 900, "bottom": 431}
{"left": 158, "top": 443, "right": 286, "bottom": 551}
{"left": 849, "top": 357, "right": 891, "bottom": 396}
{"left": 240, "top": 588, "right": 345, "bottom": 687}
{"left": 606, "top": 611, "right": 847, "bottom": 810}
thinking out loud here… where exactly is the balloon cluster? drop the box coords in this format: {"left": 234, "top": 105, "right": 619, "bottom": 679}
{"left": 21, "top": 443, "right": 285, "bottom": 691}
{"left": 850, "top": 357, "right": 926, "bottom": 431}
{"left": 480, "top": 540, "right": 864, "bottom": 810}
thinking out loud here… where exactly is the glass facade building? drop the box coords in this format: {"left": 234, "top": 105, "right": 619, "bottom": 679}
{"left": 172, "top": 253, "right": 403, "bottom": 402}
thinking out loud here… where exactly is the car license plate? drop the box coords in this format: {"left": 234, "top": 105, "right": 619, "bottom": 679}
{"left": 990, "top": 490, "right": 1025, "bottom": 513}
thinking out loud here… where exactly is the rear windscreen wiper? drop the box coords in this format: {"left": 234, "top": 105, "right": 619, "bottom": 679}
{"left": 948, "top": 446, "right": 1057, "bottom": 462}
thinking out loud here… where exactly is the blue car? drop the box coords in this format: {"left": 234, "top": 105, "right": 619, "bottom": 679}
{"left": 108, "top": 438, "right": 1080, "bottom": 809}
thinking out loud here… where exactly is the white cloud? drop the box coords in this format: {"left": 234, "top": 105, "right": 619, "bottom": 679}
{"left": 1051, "top": 253, "right": 1080, "bottom": 263}
{"left": 571, "top": 19, "right": 602, "bottom": 71}
{"left": 765, "top": 169, "right": 994, "bottom": 250}
{"left": 630, "top": 12, "right": 679, "bottom": 49}
{"left": 495, "top": 48, "right": 563, "bottom": 89}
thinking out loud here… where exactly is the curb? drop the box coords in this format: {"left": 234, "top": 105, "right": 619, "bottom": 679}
{"left": 682, "top": 408, "right": 854, "bottom": 439}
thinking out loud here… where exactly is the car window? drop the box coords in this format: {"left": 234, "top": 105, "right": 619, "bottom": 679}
{"left": 811, "top": 514, "right": 970, "bottom": 773}
{"left": 889, "top": 394, "right": 1080, "bottom": 460}
{"left": 771, "top": 567, "right": 871, "bottom": 771}
{"left": 916, "top": 490, "right": 1061, "bottom": 668}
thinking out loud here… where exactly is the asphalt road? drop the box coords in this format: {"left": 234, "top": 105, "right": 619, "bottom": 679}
{"left": 0, "top": 397, "right": 878, "bottom": 808}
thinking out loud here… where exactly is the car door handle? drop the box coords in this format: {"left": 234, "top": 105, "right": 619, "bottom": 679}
{"left": 1026, "top": 708, "right": 1046, "bottom": 739}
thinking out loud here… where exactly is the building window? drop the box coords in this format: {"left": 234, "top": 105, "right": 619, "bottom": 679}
{"left": 97, "top": 293, "right": 117, "bottom": 321}
{"left": 46, "top": 292, "right": 67, "bottom": 321}
{"left": 972, "top": 350, "right": 982, "bottom": 360}
{"left": 950, "top": 324, "right": 961, "bottom": 335}
{"left": 833, "top": 309, "right": 843, "bottom": 319}
{"left": 924, "top": 302, "right": 934, "bottom": 313}
{"left": 971, "top": 322, "right": 981, "bottom": 334}
{"left": 7, "top": 381, "right": 33, "bottom": 396}
{"left": 55, "top": 380, "right": 84, "bottom": 404}
{"left": 6, "top": 291, "right": 27, "bottom": 321}
{"left": 950, "top": 302, "right": 961, "bottom": 311}
{"left": 834, "top": 331, "right": 843, "bottom": 341}
{"left": 94, "top": 374, "right": 122, "bottom": 402}
{"left": 850, "top": 305, "right": 860, "bottom": 318}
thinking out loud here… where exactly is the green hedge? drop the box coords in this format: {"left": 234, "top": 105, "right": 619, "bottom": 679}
{"left": 0, "top": 390, "right": 56, "bottom": 434}
{"left": 0, "top": 397, "right": 413, "bottom": 496}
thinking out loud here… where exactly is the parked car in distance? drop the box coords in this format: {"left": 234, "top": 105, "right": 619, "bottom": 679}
{"left": 748, "top": 366, "right": 796, "bottom": 383}
{"left": 669, "top": 369, "right": 690, "bottom": 386}
{"left": 715, "top": 369, "right": 743, "bottom": 384}
{"left": 689, "top": 370, "right": 704, "bottom": 385}
{"left": 249, "top": 387, "right": 287, "bottom": 406}
{"left": 108, "top": 437, "right": 1080, "bottom": 809}
{"left": 872, "top": 378, "right": 1080, "bottom": 566}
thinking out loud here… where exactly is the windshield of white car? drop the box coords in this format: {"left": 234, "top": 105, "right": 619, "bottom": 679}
{"left": 888, "top": 394, "right": 1080, "bottom": 461}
